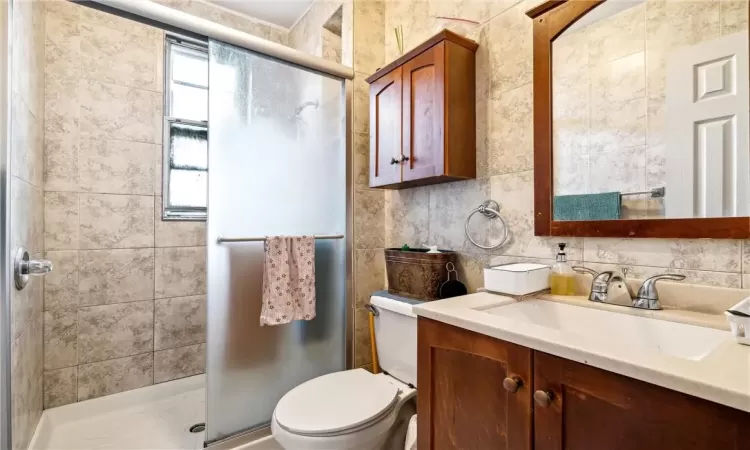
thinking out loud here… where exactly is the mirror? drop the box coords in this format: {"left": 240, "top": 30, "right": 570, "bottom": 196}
{"left": 550, "top": 0, "right": 749, "bottom": 222}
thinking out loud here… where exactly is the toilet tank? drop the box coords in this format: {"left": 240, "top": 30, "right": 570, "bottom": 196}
{"left": 370, "top": 295, "right": 418, "bottom": 387}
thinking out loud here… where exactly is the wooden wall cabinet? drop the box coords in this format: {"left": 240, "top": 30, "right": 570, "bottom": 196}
{"left": 418, "top": 318, "right": 750, "bottom": 450}
{"left": 366, "top": 30, "right": 478, "bottom": 189}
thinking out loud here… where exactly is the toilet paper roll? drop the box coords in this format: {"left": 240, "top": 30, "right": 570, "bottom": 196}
{"left": 404, "top": 414, "right": 417, "bottom": 450}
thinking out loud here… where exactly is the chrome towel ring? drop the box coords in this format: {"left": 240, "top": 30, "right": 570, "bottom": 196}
{"left": 465, "top": 200, "right": 510, "bottom": 250}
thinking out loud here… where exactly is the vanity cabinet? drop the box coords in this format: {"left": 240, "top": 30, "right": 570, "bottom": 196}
{"left": 417, "top": 318, "right": 532, "bottom": 450}
{"left": 366, "top": 30, "right": 477, "bottom": 189}
{"left": 418, "top": 318, "right": 750, "bottom": 450}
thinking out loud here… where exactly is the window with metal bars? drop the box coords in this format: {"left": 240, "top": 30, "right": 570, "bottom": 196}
{"left": 162, "top": 35, "right": 209, "bottom": 220}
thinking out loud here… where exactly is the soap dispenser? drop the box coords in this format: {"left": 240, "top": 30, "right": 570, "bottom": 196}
{"left": 549, "top": 243, "right": 576, "bottom": 295}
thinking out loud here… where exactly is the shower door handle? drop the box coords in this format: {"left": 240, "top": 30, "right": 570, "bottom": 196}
{"left": 14, "top": 247, "right": 53, "bottom": 290}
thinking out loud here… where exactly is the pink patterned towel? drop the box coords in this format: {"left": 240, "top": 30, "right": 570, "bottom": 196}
{"left": 260, "top": 236, "right": 316, "bottom": 326}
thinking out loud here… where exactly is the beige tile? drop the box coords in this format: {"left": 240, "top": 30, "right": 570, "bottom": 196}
{"left": 11, "top": 98, "right": 43, "bottom": 187}
{"left": 154, "top": 344, "right": 206, "bottom": 384}
{"left": 44, "top": 74, "right": 80, "bottom": 136}
{"left": 11, "top": 314, "right": 43, "bottom": 450}
{"left": 154, "top": 247, "right": 207, "bottom": 298}
{"left": 646, "top": 0, "right": 720, "bottom": 51}
{"left": 79, "top": 18, "right": 162, "bottom": 91}
{"left": 44, "top": 367, "right": 77, "bottom": 409}
{"left": 584, "top": 262, "right": 743, "bottom": 289}
{"left": 45, "top": 0, "right": 81, "bottom": 79}
{"left": 456, "top": 253, "right": 490, "bottom": 294}
{"left": 743, "top": 274, "right": 750, "bottom": 290}
{"left": 589, "top": 96, "right": 647, "bottom": 151}
{"left": 489, "top": 171, "right": 584, "bottom": 260}
{"left": 12, "top": 0, "right": 45, "bottom": 119}
{"left": 590, "top": 51, "right": 646, "bottom": 106}
{"left": 355, "top": 249, "right": 386, "bottom": 308}
{"left": 487, "top": 2, "right": 532, "bottom": 95}
{"left": 154, "top": 197, "right": 207, "bottom": 247}
{"left": 354, "top": 189, "right": 385, "bottom": 249}
{"left": 488, "top": 83, "right": 533, "bottom": 176}
{"left": 44, "top": 251, "right": 79, "bottom": 311}
{"left": 353, "top": 131, "right": 370, "bottom": 189}
{"left": 78, "top": 301, "right": 154, "bottom": 364}
{"left": 742, "top": 240, "right": 749, "bottom": 273}
{"left": 384, "top": 186, "right": 430, "bottom": 248}
{"left": 78, "top": 248, "right": 155, "bottom": 306}
{"left": 11, "top": 253, "right": 43, "bottom": 341}
{"left": 154, "top": 295, "right": 206, "bottom": 350}
{"left": 552, "top": 28, "right": 588, "bottom": 80}
{"left": 353, "top": 73, "right": 370, "bottom": 133}
{"left": 429, "top": 178, "right": 491, "bottom": 254}
{"left": 721, "top": 0, "right": 749, "bottom": 34}
{"left": 475, "top": 26, "right": 491, "bottom": 179}
{"left": 588, "top": 145, "right": 646, "bottom": 194}
{"left": 44, "top": 132, "right": 79, "bottom": 192}
{"left": 44, "top": 309, "right": 78, "bottom": 370}
{"left": 45, "top": 192, "right": 79, "bottom": 250}
{"left": 79, "top": 138, "right": 159, "bottom": 195}
{"left": 78, "top": 353, "right": 153, "bottom": 401}
{"left": 12, "top": 176, "right": 44, "bottom": 254}
{"left": 582, "top": 238, "right": 742, "bottom": 273}
{"left": 587, "top": 3, "right": 645, "bottom": 65}
{"left": 353, "top": 0, "right": 385, "bottom": 74}
{"left": 354, "top": 307, "right": 372, "bottom": 368}
{"left": 79, "top": 194, "right": 154, "bottom": 249}
{"left": 79, "top": 79, "right": 162, "bottom": 144}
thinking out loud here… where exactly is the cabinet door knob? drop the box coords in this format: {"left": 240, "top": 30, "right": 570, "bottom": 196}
{"left": 390, "top": 157, "right": 399, "bottom": 165}
{"left": 534, "top": 390, "right": 554, "bottom": 408}
{"left": 399, "top": 155, "right": 410, "bottom": 163}
{"left": 502, "top": 377, "right": 523, "bottom": 393}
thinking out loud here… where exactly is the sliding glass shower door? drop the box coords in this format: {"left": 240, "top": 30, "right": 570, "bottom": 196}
{"left": 205, "top": 40, "right": 348, "bottom": 443}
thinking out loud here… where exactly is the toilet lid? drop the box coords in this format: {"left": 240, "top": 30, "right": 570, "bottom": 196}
{"left": 275, "top": 369, "right": 400, "bottom": 436}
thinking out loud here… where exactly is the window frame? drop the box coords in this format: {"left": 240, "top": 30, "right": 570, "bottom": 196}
{"left": 162, "top": 34, "right": 209, "bottom": 221}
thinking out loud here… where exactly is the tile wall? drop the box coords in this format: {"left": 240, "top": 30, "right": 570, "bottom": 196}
{"left": 41, "top": 0, "right": 290, "bottom": 409}
{"left": 375, "top": 0, "right": 749, "bottom": 297}
{"left": 10, "top": 0, "right": 46, "bottom": 448}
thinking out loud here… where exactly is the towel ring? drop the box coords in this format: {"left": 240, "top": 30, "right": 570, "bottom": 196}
{"left": 465, "top": 200, "right": 510, "bottom": 250}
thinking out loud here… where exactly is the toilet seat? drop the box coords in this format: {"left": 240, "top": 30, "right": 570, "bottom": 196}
{"left": 274, "top": 369, "right": 400, "bottom": 437}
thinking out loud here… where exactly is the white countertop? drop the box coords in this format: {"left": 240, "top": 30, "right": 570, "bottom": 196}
{"left": 413, "top": 292, "right": 750, "bottom": 412}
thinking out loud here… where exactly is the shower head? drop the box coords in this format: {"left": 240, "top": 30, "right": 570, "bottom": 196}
{"left": 294, "top": 100, "right": 319, "bottom": 117}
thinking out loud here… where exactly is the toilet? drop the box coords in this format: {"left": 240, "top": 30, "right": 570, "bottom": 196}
{"left": 271, "top": 295, "right": 418, "bottom": 450}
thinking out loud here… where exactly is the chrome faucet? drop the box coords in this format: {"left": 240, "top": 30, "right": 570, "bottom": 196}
{"left": 573, "top": 267, "right": 686, "bottom": 310}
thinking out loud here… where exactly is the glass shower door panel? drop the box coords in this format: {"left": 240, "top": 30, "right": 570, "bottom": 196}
{"left": 206, "top": 40, "right": 346, "bottom": 443}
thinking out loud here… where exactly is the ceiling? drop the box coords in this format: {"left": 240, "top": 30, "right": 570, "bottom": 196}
{"left": 207, "top": 0, "right": 315, "bottom": 29}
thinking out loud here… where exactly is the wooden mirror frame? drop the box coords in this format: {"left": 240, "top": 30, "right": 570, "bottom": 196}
{"left": 527, "top": 0, "right": 750, "bottom": 239}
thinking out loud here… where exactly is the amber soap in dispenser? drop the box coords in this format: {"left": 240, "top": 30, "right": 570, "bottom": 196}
{"left": 549, "top": 243, "right": 576, "bottom": 295}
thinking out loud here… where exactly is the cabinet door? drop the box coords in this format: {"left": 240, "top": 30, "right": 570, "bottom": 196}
{"left": 402, "top": 43, "right": 444, "bottom": 182}
{"left": 534, "top": 352, "right": 750, "bottom": 450}
{"left": 369, "top": 67, "right": 403, "bottom": 187}
{"left": 417, "top": 318, "right": 532, "bottom": 450}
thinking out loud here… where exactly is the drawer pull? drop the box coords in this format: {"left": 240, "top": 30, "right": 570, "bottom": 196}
{"left": 502, "top": 377, "right": 523, "bottom": 393}
{"left": 534, "top": 390, "right": 554, "bottom": 408}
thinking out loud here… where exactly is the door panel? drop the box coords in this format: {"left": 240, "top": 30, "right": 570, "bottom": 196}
{"left": 665, "top": 31, "right": 749, "bottom": 218}
{"left": 402, "top": 44, "right": 444, "bottom": 182}
{"left": 534, "top": 351, "right": 750, "bottom": 450}
{"left": 369, "top": 68, "right": 403, "bottom": 187}
{"left": 417, "top": 318, "right": 532, "bottom": 450}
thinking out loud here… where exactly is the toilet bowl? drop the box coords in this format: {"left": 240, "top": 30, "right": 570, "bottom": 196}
{"left": 272, "top": 295, "right": 418, "bottom": 450}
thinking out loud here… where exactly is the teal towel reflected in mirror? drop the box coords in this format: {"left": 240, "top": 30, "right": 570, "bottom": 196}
{"left": 553, "top": 192, "right": 621, "bottom": 221}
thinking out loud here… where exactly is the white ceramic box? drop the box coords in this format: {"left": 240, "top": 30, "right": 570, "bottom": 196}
{"left": 483, "top": 263, "right": 550, "bottom": 296}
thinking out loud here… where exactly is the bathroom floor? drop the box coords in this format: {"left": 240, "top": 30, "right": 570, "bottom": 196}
{"left": 28, "top": 375, "right": 283, "bottom": 450}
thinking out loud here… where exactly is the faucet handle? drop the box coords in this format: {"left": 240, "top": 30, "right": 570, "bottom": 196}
{"left": 634, "top": 274, "right": 686, "bottom": 310}
{"left": 572, "top": 266, "right": 598, "bottom": 277}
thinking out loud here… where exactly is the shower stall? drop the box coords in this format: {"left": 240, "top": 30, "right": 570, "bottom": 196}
{"left": 0, "top": 0, "right": 354, "bottom": 448}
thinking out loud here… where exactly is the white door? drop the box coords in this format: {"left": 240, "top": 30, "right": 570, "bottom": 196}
{"left": 665, "top": 31, "right": 749, "bottom": 218}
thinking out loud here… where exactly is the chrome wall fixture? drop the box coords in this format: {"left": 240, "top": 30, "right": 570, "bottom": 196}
{"left": 13, "top": 247, "right": 53, "bottom": 290}
{"left": 465, "top": 200, "right": 510, "bottom": 250}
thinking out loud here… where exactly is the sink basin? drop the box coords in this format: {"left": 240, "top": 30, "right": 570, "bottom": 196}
{"left": 481, "top": 300, "right": 728, "bottom": 361}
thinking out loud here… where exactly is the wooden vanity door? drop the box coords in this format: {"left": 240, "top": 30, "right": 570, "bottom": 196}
{"left": 401, "top": 43, "right": 444, "bottom": 182}
{"left": 369, "top": 67, "right": 403, "bottom": 187}
{"left": 417, "top": 318, "right": 532, "bottom": 450}
{"left": 534, "top": 351, "right": 750, "bottom": 450}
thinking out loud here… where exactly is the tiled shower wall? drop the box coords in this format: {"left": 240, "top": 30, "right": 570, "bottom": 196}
{"left": 41, "top": 0, "right": 290, "bottom": 409}
{"left": 374, "top": 0, "right": 750, "bottom": 295}
{"left": 10, "top": 0, "right": 45, "bottom": 448}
